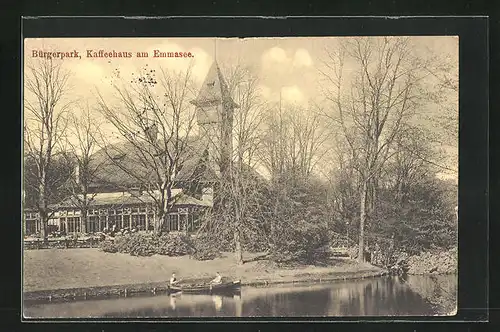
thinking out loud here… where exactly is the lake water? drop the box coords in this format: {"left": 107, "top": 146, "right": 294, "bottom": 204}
{"left": 23, "top": 275, "right": 457, "bottom": 318}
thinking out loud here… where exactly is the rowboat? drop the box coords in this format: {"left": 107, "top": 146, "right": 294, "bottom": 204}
{"left": 168, "top": 280, "right": 241, "bottom": 295}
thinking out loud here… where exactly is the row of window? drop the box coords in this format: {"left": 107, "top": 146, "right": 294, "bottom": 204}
{"left": 25, "top": 207, "right": 192, "bottom": 220}
{"left": 87, "top": 207, "right": 149, "bottom": 215}
{"left": 25, "top": 213, "right": 199, "bottom": 234}
{"left": 25, "top": 212, "right": 42, "bottom": 219}
{"left": 59, "top": 215, "right": 150, "bottom": 232}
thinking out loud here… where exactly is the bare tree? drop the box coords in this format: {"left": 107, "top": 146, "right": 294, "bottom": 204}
{"left": 197, "top": 63, "right": 268, "bottom": 264}
{"left": 261, "top": 103, "right": 329, "bottom": 181}
{"left": 259, "top": 101, "right": 330, "bottom": 254}
{"left": 424, "top": 51, "right": 459, "bottom": 144}
{"left": 60, "top": 104, "right": 104, "bottom": 233}
{"left": 96, "top": 64, "right": 199, "bottom": 235}
{"left": 24, "top": 58, "right": 73, "bottom": 240}
{"left": 320, "top": 37, "right": 434, "bottom": 262}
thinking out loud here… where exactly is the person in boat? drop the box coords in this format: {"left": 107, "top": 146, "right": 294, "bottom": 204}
{"left": 170, "top": 273, "right": 180, "bottom": 286}
{"left": 210, "top": 272, "right": 223, "bottom": 285}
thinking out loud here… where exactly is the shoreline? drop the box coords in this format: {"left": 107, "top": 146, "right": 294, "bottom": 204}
{"left": 23, "top": 248, "right": 457, "bottom": 305}
{"left": 24, "top": 269, "right": 457, "bottom": 304}
{"left": 24, "top": 268, "right": 389, "bottom": 304}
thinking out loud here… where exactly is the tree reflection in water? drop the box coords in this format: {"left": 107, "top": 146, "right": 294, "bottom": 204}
{"left": 24, "top": 276, "right": 456, "bottom": 318}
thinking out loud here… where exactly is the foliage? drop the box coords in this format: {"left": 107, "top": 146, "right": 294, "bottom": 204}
{"left": 270, "top": 219, "right": 330, "bottom": 264}
{"left": 406, "top": 247, "right": 458, "bottom": 275}
{"left": 99, "top": 239, "right": 118, "bottom": 253}
{"left": 370, "top": 172, "right": 457, "bottom": 257}
{"left": 154, "top": 233, "right": 196, "bottom": 257}
{"left": 99, "top": 232, "right": 196, "bottom": 257}
{"left": 190, "top": 233, "right": 223, "bottom": 261}
{"left": 265, "top": 176, "right": 331, "bottom": 264}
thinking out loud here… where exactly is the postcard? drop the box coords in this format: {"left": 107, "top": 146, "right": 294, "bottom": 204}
{"left": 22, "top": 35, "right": 459, "bottom": 319}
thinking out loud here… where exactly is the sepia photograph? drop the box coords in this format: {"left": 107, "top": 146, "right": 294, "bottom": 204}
{"left": 22, "top": 35, "right": 458, "bottom": 318}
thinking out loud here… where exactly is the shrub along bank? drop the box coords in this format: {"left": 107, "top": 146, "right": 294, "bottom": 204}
{"left": 100, "top": 226, "right": 331, "bottom": 265}
{"left": 99, "top": 232, "right": 226, "bottom": 261}
{"left": 100, "top": 233, "right": 195, "bottom": 257}
{"left": 405, "top": 247, "right": 457, "bottom": 275}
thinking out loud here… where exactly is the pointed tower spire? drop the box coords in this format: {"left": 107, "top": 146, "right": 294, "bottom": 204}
{"left": 191, "top": 58, "right": 238, "bottom": 176}
{"left": 190, "top": 62, "right": 238, "bottom": 109}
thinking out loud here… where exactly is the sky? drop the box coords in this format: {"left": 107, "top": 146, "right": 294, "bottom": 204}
{"left": 24, "top": 36, "right": 458, "bottom": 105}
{"left": 24, "top": 36, "right": 459, "bottom": 181}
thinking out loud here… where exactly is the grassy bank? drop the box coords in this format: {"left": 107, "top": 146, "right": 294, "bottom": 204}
{"left": 23, "top": 248, "right": 386, "bottom": 299}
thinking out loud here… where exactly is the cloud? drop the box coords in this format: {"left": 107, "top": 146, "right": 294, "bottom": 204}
{"left": 293, "top": 48, "right": 313, "bottom": 67}
{"left": 261, "top": 47, "right": 313, "bottom": 70}
{"left": 263, "top": 47, "right": 288, "bottom": 63}
{"left": 258, "top": 85, "right": 272, "bottom": 99}
{"left": 281, "top": 85, "right": 306, "bottom": 105}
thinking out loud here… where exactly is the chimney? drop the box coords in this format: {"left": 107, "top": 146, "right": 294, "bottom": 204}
{"left": 201, "top": 187, "right": 213, "bottom": 206}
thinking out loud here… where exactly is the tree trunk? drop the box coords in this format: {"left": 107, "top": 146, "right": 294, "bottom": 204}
{"left": 155, "top": 213, "right": 165, "bottom": 236}
{"left": 81, "top": 211, "right": 87, "bottom": 233}
{"left": 234, "top": 226, "right": 243, "bottom": 265}
{"left": 358, "top": 180, "right": 368, "bottom": 263}
{"left": 39, "top": 209, "right": 48, "bottom": 242}
{"left": 38, "top": 182, "right": 48, "bottom": 241}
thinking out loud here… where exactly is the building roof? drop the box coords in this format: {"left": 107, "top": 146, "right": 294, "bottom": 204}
{"left": 50, "top": 190, "right": 212, "bottom": 209}
{"left": 88, "top": 136, "right": 219, "bottom": 190}
{"left": 190, "top": 61, "right": 238, "bottom": 108}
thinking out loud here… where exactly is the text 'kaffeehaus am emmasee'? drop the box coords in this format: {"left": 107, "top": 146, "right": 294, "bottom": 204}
{"left": 31, "top": 49, "right": 195, "bottom": 59}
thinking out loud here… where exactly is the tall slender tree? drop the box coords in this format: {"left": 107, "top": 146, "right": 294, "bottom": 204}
{"left": 197, "top": 63, "right": 268, "bottom": 264}
{"left": 60, "top": 104, "right": 104, "bottom": 233}
{"left": 320, "top": 37, "right": 434, "bottom": 262}
{"left": 24, "top": 58, "right": 73, "bottom": 240}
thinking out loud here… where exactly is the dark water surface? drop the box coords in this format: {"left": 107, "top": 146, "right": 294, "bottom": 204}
{"left": 24, "top": 275, "right": 457, "bottom": 318}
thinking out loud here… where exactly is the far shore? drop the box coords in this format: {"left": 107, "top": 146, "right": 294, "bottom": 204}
{"left": 23, "top": 248, "right": 387, "bottom": 302}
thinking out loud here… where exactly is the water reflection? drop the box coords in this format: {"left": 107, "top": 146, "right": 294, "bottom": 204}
{"left": 169, "top": 295, "right": 177, "bottom": 310}
{"left": 233, "top": 294, "right": 242, "bottom": 317}
{"left": 23, "top": 275, "right": 457, "bottom": 318}
{"left": 212, "top": 295, "right": 222, "bottom": 312}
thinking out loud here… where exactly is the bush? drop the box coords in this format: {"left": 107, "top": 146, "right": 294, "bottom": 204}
{"left": 192, "top": 248, "right": 221, "bottom": 261}
{"left": 154, "top": 233, "right": 195, "bottom": 256}
{"left": 100, "top": 232, "right": 196, "bottom": 257}
{"left": 241, "top": 229, "right": 269, "bottom": 252}
{"left": 118, "top": 233, "right": 157, "bottom": 256}
{"left": 99, "top": 239, "right": 118, "bottom": 253}
{"left": 270, "top": 220, "right": 330, "bottom": 264}
{"left": 406, "top": 247, "right": 457, "bottom": 275}
{"left": 191, "top": 233, "right": 223, "bottom": 261}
